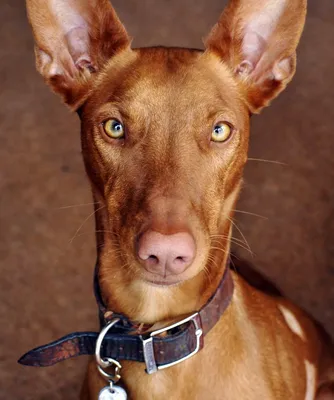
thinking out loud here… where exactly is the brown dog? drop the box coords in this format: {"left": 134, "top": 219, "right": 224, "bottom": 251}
{"left": 24, "top": 0, "right": 334, "bottom": 398}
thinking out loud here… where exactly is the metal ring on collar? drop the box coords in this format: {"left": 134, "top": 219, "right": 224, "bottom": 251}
{"left": 97, "top": 359, "right": 122, "bottom": 383}
{"left": 95, "top": 318, "right": 121, "bottom": 370}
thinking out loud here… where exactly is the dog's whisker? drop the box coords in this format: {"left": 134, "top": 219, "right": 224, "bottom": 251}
{"left": 118, "top": 262, "right": 130, "bottom": 271}
{"left": 102, "top": 248, "right": 122, "bottom": 258}
{"left": 210, "top": 228, "right": 254, "bottom": 257}
{"left": 210, "top": 235, "right": 251, "bottom": 254}
{"left": 232, "top": 209, "right": 268, "bottom": 220}
{"left": 211, "top": 238, "right": 249, "bottom": 253}
{"left": 247, "top": 157, "right": 287, "bottom": 166}
{"left": 203, "top": 265, "right": 212, "bottom": 284}
{"left": 69, "top": 205, "right": 106, "bottom": 244}
{"left": 69, "top": 230, "right": 118, "bottom": 241}
{"left": 56, "top": 201, "right": 100, "bottom": 210}
{"left": 210, "top": 235, "right": 247, "bottom": 246}
{"left": 227, "top": 217, "right": 254, "bottom": 258}
{"left": 230, "top": 256, "right": 237, "bottom": 273}
{"left": 206, "top": 255, "right": 219, "bottom": 272}
{"left": 230, "top": 242, "right": 255, "bottom": 257}
{"left": 210, "top": 246, "right": 227, "bottom": 254}
{"left": 231, "top": 253, "right": 240, "bottom": 261}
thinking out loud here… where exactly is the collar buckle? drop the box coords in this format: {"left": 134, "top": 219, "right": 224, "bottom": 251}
{"left": 141, "top": 312, "right": 203, "bottom": 374}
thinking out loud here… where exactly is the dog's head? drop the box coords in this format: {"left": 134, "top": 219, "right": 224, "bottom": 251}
{"left": 26, "top": 0, "right": 306, "bottom": 322}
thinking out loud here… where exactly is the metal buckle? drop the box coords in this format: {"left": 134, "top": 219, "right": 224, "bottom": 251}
{"left": 141, "top": 312, "right": 203, "bottom": 374}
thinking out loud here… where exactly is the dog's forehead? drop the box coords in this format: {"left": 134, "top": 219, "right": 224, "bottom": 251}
{"left": 90, "top": 47, "right": 243, "bottom": 120}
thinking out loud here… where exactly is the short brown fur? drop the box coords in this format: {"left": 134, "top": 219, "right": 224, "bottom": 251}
{"left": 25, "top": 0, "right": 334, "bottom": 398}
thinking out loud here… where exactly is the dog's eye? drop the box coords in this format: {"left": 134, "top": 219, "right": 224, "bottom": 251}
{"left": 211, "top": 122, "right": 233, "bottom": 143}
{"left": 103, "top": 119, "right": 125, "bottom": 139}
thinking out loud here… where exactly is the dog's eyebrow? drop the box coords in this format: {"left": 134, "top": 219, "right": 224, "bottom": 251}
{"left": 95, "top": 101, "right": 150, "bottom": 122}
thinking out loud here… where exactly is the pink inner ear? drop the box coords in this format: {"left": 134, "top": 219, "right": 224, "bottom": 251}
{"left": 65, "top": 26, "right": 95, "bottom": 72}
{"left": 237, "top": 0, "right": 289, "bottom": 78}
{"left": 237, "top": 31, "right": 267, "bottom": 76}
{"left": 50, "top": 1, "right": 96, "bottom": 72}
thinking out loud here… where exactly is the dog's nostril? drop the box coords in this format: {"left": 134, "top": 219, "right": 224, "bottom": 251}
{"left": 148, "top": 255, "right": 159, "bottom": 264}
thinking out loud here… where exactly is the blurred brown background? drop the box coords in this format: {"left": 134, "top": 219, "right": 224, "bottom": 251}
{"left": 1, "top": 0, "right": 333, "bottom": 399}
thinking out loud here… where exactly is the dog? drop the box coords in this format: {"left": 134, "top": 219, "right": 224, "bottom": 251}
{"left": 22, "top": 0, "right": 334, "bottom": 398}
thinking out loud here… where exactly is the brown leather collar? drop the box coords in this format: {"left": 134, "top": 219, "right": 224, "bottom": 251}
{"left": 18, "top": 262, "right": 234, "bottom": 373}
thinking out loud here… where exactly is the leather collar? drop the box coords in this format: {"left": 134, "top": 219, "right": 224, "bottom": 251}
{"left": 18, "top": 263, "right": 234, "bottom": 373}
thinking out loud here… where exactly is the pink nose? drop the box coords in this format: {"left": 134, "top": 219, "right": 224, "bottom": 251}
{"left": 137, "top": 231, "right": 196, "bottom": 277}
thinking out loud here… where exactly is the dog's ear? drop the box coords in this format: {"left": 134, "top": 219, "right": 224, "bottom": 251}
{"left": 26, "top": 0, "right": 130, "bottom": 109}
{"left": 205, "top": 0, "right": 306, "bottom": 113}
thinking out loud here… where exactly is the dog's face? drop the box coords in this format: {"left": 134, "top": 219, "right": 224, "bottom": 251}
{"left": 26, "top": 0, "right": 306, "bottom": 321}
{"left": 80, "top": 48, "right": 249, "bottom": 289}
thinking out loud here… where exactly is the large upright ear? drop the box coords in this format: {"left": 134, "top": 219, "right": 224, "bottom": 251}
{"left": 205, "top": 0, "right": 307, "bottom": 113}
{"left": 26, "top": 0, "right": 130, "bottom": 109}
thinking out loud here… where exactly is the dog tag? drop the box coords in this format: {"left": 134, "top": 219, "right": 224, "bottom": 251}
{"left": 98, "top": 385, "right": 127, "bottom": 400}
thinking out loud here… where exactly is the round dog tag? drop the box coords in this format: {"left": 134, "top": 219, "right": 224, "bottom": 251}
{"left": 98, "top": 385, "right": 127, "bottom": 400}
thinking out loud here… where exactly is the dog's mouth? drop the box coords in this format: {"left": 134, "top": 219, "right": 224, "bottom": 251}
{"left": 144, "top": 278, "right": 182, "bottom": 287}
{"left": 139, "top": 263, "right": 203, "bottom": 288}
{"left": 140, "top": 271, "right": 186, "bottom": 287}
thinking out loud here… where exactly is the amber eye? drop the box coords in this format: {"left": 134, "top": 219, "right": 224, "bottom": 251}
{"left": 103, "top": 119, "right": 125, "bottom": 139}
{"left": 211, "top": 122, "right": 233, "bottom": 143}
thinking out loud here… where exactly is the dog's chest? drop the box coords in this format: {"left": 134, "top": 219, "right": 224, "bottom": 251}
{"left": 122, "top": 369, "right": 275, "bottom": 400}
{"left": 121, "top": 355, "right": 276, "bottom": 400}
{"left": 120, "top": 328, "right": 307, "bottom": 400}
